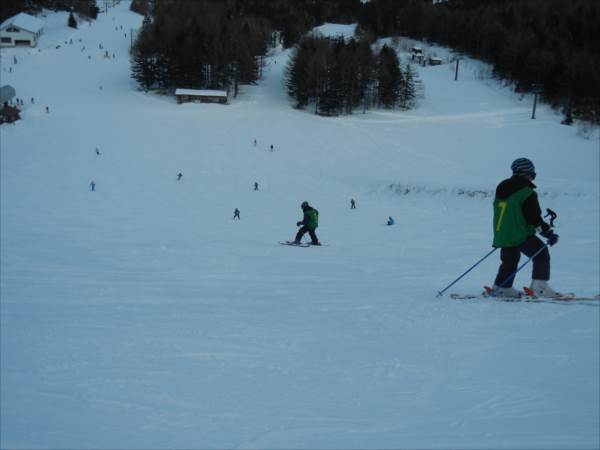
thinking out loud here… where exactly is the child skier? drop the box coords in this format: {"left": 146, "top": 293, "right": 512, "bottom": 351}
{"left": 293, "top": 201, "right": 320, "bottom": 245}
{"left": 233, "top": 208, "right": 240, "bottom": 220}
{"left": 544, "top": 208, "right": 557, "bottom": 227}
{"left": 491, "top": 158, "right": 559, "bottom": 297}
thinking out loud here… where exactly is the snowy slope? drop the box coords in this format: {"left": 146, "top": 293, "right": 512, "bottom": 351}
{"left": 1, "top": 3, "right": 599, "bottom": 449}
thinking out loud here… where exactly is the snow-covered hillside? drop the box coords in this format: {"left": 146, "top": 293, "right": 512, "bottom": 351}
{"left": 1, "top": 2, "right": 599, "bottom": 448}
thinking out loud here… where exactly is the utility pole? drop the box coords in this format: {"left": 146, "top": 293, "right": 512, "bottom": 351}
{"left": 531, "top": 83, "right": 542, "bottom": 119}
{"left": 454, "top": 58, "right": 460, "bottom": 81}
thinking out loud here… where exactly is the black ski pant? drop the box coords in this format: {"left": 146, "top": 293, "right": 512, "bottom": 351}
{"left": 494, "top": 235, "right": 550, "bottom": 288}
{"left": 295, "top": 226, "right": 319, "bottom": 244}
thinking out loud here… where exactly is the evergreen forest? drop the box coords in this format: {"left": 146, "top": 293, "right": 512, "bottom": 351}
{"left": 285, "top": 37, "right": 421, "bottom": 115}
{"left": 5, "top": 0, "right": 591, "bottom": 121}
{"left": 127, "top": 0, "right": 598, "bottom": 122}
{"left": 1, "top": 0, "right": 99, "bottom": 21}
{"left": 357, "top": 0, "right": 600, "bottom": 123}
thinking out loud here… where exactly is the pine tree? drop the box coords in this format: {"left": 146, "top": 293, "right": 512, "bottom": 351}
{"left": 130, "top": 48, "right": 156, "bottom": 90}
{"left": 68, "top": 12, "right": 77, "bottom": 29}
{"left": 129, "top": 16, "right": 156, "bottom": 90}
{"left": 318, "top": 38, "right": 345, "bottom": 116}
{"left": 376, "top": 45, "right": 401, "bottom": 108}
{"left": 286, "top": 45, "right": 311, "bottom": 108}
{"left": 398, "top": 64, "right": 414, "bottom": 109}
{"left": 561, "top": 104, "right": 574, "bottom": 125}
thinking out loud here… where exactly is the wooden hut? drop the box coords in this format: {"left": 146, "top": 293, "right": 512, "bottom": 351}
{"left": 0, "top": 104, "right": 21, "bottom": 123}
{"left": 175, "top": 89, "right": 228, "bottom": 104}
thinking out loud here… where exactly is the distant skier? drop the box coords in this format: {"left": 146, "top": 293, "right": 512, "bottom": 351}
{"left": 177, "top": 172, "right": 183, "bottom": 181}
{"left": 386, "top": 216, "right": 394, "bottom": 226}
{"left": 491, "top": 158, "right": 559, "bottom": 298}
{"left": 269, "top": 144, "right": 274, "bottom": 152}
{"left": 544, "top": 208, "right": 557, "bottom": 228}
{"left": 45, "top": 106, "right": 49, "bottom": 113}
{"left": 350, "top": 198, "right": 356, "bottom": 209}
{"left": 233, "top": 208, "right": 241, "bottom": 220}
{"left": 90, "top": 180, "right": 96, "bottom": 192}
{"left": 95, "top": 147, "right": 101, "bottom": 155}
{"left": 254, "top": 182, "right": 259, "bottom": 191}
{"left": 253, "top": 139, "right": 257, "bottom": 147}
{"left": 293, "top": 201, "right": 320, "bottom": 245}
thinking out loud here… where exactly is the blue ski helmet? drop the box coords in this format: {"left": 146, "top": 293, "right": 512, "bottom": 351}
{"left": 511, "top": 158, "right": 536, "bottom": 180}
{"left": 301, "top": 201, "right": 309, "bottom": 209}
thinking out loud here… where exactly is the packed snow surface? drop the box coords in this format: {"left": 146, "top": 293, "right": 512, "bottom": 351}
{"left": 1, "top": 4, "right": 599, "bottom": 449}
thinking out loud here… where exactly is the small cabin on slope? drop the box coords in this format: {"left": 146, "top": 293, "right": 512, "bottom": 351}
{"left": 0, "top": 12, "right": 44, "bottom": 47}
{"left": 175, "top": 89, "right": 228, "bottom": 105}
{"left": 410, "top": 46, "right": 423, "bottom": 63}
{"left": 0, "top": 104, "right": 21, "bottom": 124}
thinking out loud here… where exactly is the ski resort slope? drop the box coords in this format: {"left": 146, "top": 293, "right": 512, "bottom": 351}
{"left": 1, "top": 3, "right": 599, "bottom": 449}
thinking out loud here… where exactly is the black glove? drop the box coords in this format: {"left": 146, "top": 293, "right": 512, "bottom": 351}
{"left": 296, "top": 221, "right": 302, "bottom": 226}
{"left": 541, "top": 228, "right": 559, "bottom": 246}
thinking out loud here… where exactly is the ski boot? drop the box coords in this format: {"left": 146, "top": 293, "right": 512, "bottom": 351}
{"left": 491, "top": 285, "right": 521, "bottom": 298}
{"left": 529, "top": 280, "right": 560, "bottom": 298}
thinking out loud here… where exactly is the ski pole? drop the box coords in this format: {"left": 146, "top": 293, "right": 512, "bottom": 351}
{"left": 437, "top": 247, "right": 498, "bottom": 297}
{"left": 490, "top": 243, "right": 549, "bottom": 295}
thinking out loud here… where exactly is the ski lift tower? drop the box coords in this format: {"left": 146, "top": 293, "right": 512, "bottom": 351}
{"left": 531, "top": 83, "right": 543, "bottom": 119}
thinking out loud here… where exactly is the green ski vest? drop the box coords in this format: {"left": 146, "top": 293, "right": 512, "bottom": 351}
{"left": 492, "top": 186, "right": 535, "bottom": 247}
{"left": 307, "top": 208, "right": 318, "bottom": 230}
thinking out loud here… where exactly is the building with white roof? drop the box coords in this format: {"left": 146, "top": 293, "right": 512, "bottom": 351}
{"left": 0, "top": 12, "right": 44, "bottom": 47}
{"left": 175, "top": 89, "right": 228, "bottom": 104}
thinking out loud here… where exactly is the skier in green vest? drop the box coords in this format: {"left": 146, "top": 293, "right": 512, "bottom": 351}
{"left": 492, "top": 158, "right": 559, "bottom": 297}
{"left": 294, "top": 201, "right": 320, "bottom": 245}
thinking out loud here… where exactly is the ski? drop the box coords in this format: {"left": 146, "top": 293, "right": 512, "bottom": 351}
{"left": 521, "top": 287, "right": 600, "bottom": 301}
{"left": 279, "top": 241, "right": 310, "bottom": 247}
{"left": 450, "top": 287, "right": 599, "bottom": 304}
{"left": 279, "top": 240, "right": 325, "bottom": 247}
{"left": 450, "top": 288, "right": 532, "bottom": 302}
